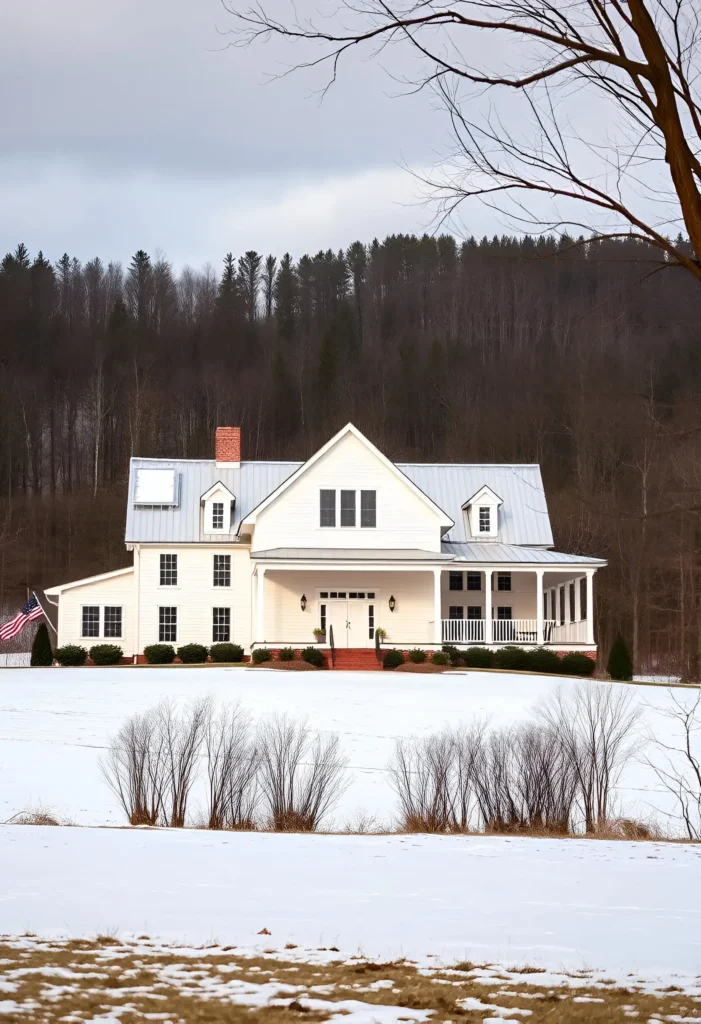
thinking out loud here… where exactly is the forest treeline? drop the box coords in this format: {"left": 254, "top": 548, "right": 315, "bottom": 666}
{"left": 1, "top": 233, "right": 701, "bottom": 675}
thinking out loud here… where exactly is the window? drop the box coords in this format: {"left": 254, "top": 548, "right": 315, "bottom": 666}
{"left": 360, "top": 490, "right": 376, "bottom": 528}
{"left": 158, "top": 606, "right": 177, "bottom": 642}
{"left": 212, "top": 501, "right": 225, "bottom": 530}
{"left": 368, "top": 604, "right": 375, "bottom": 640}
{"left": 569, "top": 582, "right": 576, "bottom": 623}
{"left": 497, "top": 606, "right": 512, "bottom": 620}
{"left": 320, "top": 603, "right": 327, "bottom": 633}
{"left": 467, "top": 573, "right": 481, "bottom": 591}
{"left": 467, "top": 606, "right": 482, "bottom": 620}
{"left": 449, "top": 606, "right": 464, "bottom": 619}
{"left": 543, "top": 592, "right": 548, "bottom": 620}
{"left": 559, "top": 587, "right": 565, "bottom": 625}
{"left": 580, "top": 577, "right": 587, "bottom": 620}
{"left": 160, "top": 553, "right": 177, "bottom": 586}
{"left": 497, "top": 573, "right": 511, "bottom": 591}
{"left": 479, "top": 506, "right": 491, "bottom": 532}
{"left": 213, "top": 554, "right": 231, "bottom": 587}
{"left": 212, "top": 607, "right": 231, "bottom": 643}
{"left": 320, "top": 489, "right": 336, "bottom": 527}
{"left": 449, "top": 571, "right": 463, "bottom": 591}
{"left": 81, "top": 606, "right": 100, "bottom": 638}
{"left": 340, "top": 490, "right": 356, "bottom": 527}
{"left": 104, "top": 606, "right": 122, "bottom": 638}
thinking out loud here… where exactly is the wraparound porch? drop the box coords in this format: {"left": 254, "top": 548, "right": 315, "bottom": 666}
{"left": 251, "top": 559, "right": 599, "bottom": 652}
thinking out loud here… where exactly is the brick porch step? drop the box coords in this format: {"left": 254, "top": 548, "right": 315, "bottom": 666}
{"left": 330, "top": 649, "right": 383, "bottom": 670}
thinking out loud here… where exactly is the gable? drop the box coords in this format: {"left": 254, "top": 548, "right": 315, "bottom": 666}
{"left": 250, "top": 429, "right": 452, "bottom": 553}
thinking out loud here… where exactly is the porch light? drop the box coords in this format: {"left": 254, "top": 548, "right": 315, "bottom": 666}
{"left": 388, "top": 594, "right": 396, "bottom": 613}
{"left": 300, "top": 593, "right": 307, "bottom": 612}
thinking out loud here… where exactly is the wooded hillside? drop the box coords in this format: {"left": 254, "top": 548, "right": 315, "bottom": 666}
{"left": 1, "top": 234, "right": 699, "bottom": 674}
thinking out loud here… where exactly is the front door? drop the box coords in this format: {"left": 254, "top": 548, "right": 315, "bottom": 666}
{"left": 326, "top": 601, "right": 350, "bottom": 648}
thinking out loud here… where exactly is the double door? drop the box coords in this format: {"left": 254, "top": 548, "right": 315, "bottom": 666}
{"left": 320, "top": 591, "right": 376, "bottom": 648}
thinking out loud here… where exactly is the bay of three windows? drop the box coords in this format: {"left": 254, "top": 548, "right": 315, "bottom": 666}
{"left": 448, "top": 571, "right": 512, "bottom": 591}
{"left": 157, "top": 607, "right": 232, "bottom": 644}
{"left": 320, "top": 489, "right": 376, "bottom": 528}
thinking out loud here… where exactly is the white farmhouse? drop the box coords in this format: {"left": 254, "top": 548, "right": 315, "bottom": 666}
{"left": 44, "top": 423, "right": 605, "bottom": 666}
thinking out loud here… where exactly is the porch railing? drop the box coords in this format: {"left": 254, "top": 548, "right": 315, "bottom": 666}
{"left": 441, "top": 618, "right": 588, "bottom": 644}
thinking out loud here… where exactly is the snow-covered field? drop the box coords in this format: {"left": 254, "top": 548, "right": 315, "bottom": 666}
{"left": 0, "top": 665, "right": 693, "bottom": 827}
{"left": 1, "top": 825, "right": 701, "bottom": 990}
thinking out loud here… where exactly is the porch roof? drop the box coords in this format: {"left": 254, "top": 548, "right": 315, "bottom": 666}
{"left": 251, "top": 547, "right": 452, "bottom": 561}
{"left": 442, "top": 541, "right": 606, "bottom": 565}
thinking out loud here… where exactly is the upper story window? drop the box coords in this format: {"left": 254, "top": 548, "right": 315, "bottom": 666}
{"left": 479, "top": 507, "right": 491, "bottom": 532}
{"left": 360, "top": 490, "right": 376, "bottom": 528}
{"left": 213, "top": 554, "right": 231, "bottom": 587}
{"left": 212, "top": 502, "right": 224, "bottom": 530}
{"left": 467, "top": 573, "right": 481, "bottom": 591}
{"left": 319, "top": 489, "right": 376, "bottom": 528}
{"left": 449, "top": 571, "right": 463, "bottom": 591}
{"left": 464, "top": 486, "right": 501, "bottom": 539}
{"left": 320, "top": 490, "right": 336, "bottom": 528}
{"left": 497, "top": 572, "right": 511, "bottom": 592}
{"left": 160, "top": 553, "right": 178, "bottom": 586}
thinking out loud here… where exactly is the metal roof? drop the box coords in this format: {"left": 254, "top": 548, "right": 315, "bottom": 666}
{"left": 398, "top": 463, "right": 553, "bottom": 546}
{"left": 442, "top": 542, "right": 606, "bottom": 565}
{"left": 252, "top": 548, "right": 453, "bottom": 561}
{"left": 125, "top": 458, "right": 554, "bottom": 547}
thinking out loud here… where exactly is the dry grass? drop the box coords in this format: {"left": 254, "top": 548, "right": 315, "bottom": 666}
{"left": 0, "top": 937, "right": 698, "bottom": 1022}
{"left": 4, "top": 806, "right": 62, "bottom": 826}
{"left": 257, "top": 662, "right": 321, "bottom": 671}
{"left": 394, "top": 663, "right": 448, "bottom": 673}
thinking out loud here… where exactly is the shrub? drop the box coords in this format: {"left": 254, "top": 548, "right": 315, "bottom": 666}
{"left": 431, "top": 651, "right": 449, "bottom": 666}
{"left": 527, "top": 647, "right": 562, "bottom": 674}
{"left": 383, "top": 649, "right": 405, "bottom": 670}
{"left": 442, "top": 644, "right": 462, "bottom": 666}
{"left": 177, "top": 643, "right": 209, "bottom": 664}
{"left": 30, "top": 622, "right": 53, "bottom": 666}
{"left": 561, "top": 652, "right": 596, "bottom": 676}
{"left": 252, "top": 647, "right": 272, "bottom": 664}
{"left": 89, "top": 644, "right": 123, "bottom": 666}
{"left": 143, "top": 644, "right": 176, "bottom": 665}
{"left": 279, "top": 647, "right": 296, "bottom": 661}
{"left": 301, "top": 646, "right": 325, "bottom": 667}
{"left": 55, "top": 644, "right": 87, "bottom": 666}
{"left": 210, "top": 643, "right": 244, "bottom": 663}
{"left": 408, "top": 648, "right": 427, "bottom": 663}
{"left": 607, "top": 634, "right": 632, "bottom": 681}
{"left": 494, "top": 646, "right": 531, "bottom": 671}
{"left": 462, "top": 646, "right": 495, "bottom": 668}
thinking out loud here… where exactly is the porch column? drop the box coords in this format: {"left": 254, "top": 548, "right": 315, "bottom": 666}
{"left": 484, "top": 569, "right": 492, "bottom": 643}
{"left": 535, "top": 568, "right": 544, "bottom": 645}
{"left": 257, "top": 566, "right": 266, "bottom": 643}
{"left": 574, "top": 575, "right": 582, "bottom": 622}
{"left": 433, "top": 568, "right": 442, "bottom": 645}
{"left": 586, "top": 570, "right": 595, "bottom": 644}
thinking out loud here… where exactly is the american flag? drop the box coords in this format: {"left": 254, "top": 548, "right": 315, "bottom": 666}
{"left": 0, "top": 593, "right": 44, "bottom": 642}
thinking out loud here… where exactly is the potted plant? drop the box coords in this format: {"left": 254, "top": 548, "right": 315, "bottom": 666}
{"left": 313, "top": 627, "right": 326, "bottom": 643}
{"left": 375, "top": 627, "right": 387, "bottom": 643}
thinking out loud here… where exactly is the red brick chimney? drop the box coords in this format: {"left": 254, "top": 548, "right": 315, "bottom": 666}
{"left": 215, "top": 426, "right": 241, "bottom": 465}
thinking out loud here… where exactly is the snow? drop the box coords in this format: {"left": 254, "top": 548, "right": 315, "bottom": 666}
{"left": 1, "top": 826, "right": 701, "bottom": 990}
{"left": 0, "top": 666, "right": 695, "bottom": 827}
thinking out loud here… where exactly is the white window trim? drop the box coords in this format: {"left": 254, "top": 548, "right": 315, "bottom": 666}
{"left": 158, "top": 552, "right": 180, "bottom": 589}
{"left": 157, "top": 604, "right": 179, "bottom": 644}
{"left": 80, "top": 603, "right": 124, "bottom": 640}
{"left": 212, "top": 553, "right": 232, "bottom": 588}
{"left": 211, "top": 605, "right": 232, "bottom": 643}
{"left": 318, "top": 489, "right": 378, "bottom": 529}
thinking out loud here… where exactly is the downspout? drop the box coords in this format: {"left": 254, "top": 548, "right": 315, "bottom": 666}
{"left": 133, "top": 545, "right": 141, "bottom": 664}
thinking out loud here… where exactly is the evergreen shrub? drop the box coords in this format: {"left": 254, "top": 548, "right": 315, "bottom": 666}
{"left": 607, "top": 634, "right": 633, "bottom": 681}
{"left": 252, "top": 647, "right": 272, "bottom": 664}
{"left": 144, "top": 644, "right": 176, "bottom": 665}
{"left": 301, "top": 646, "right": 325, "bottom": 667}
{"left": 210, "top": 643, "right": 244, "bottom": 663}
{"left": 55, "top": 645, "right": 87, "bottom": 666}
{"left": 89, "top": 644, "right": 123, "bottom": 665}
{"left": 383, "top": 649, "right": 405, "bottom": 670}
{"left": 30, "top": 623, "right": 53, "bottom": 666}
{"left": 177, "top": 643, "right": 209, "bottom": 664}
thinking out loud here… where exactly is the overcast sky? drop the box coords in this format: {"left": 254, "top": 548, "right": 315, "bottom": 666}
{"left": 0, "top": 0, "right": 492, "bottom": 268}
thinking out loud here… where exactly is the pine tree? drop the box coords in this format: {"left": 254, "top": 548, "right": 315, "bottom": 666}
{"left": 274, "top": 253, "right": 298, "bottom": 341}
{"left": 31, "top": 622, "right": 53, "bottom": 666}
{"left": 607, "top": 634, "right": 633, "bottom": 681}
{"left": 263, "top": 255, "right": 277, "bottom": 319}
{"left": 238, "top": 251, "right": 262, "bottom": 321}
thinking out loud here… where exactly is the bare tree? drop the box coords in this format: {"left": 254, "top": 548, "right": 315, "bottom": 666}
{"left": 258, "top": 714, "right": 348, "bottom": 830}
{"left": 646, "top": 690, "right": 701, "bottom": 838}
{"left": 206, "top": 703, "right": 260, "bottom": 829}
{"left": 231, "top": 0, "right": 701, "bottom": 279}
{"left": 389, "top": 730, "right": 461, "bottom": 831}
{"left": 100, "top": 710, "right": 167, "bottom": 826}
{"left": 537, "top": 682, "right": 641, "bottom": 831}
{"left": 157, "top": 698, "right": 211, "bottom": 828}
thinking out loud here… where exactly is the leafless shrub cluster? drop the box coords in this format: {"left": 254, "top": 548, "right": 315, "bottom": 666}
{"left": 102, "top": 703, "right": 347, "bottom": 831}
{"left": 646, "top": 691, "right": 701, "bottom": 840}
{"left": 259, "top": 714, "right": 348, "bottom": 831}
{"left": 390, "top": 683, "right": 641, "bottom": 835}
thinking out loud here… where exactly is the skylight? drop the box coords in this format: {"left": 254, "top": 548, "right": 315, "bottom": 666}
{"left": 134, "top": 468, "right": 179, "bottom": 506}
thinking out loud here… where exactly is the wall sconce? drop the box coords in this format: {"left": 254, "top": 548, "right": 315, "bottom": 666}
{"left": 388, "top": 594, "right": 396, "bottom": 613}
{"left": 300, "top": 593, "right": 307, "bottom": 612}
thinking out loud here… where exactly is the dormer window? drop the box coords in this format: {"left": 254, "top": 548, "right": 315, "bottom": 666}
{"left": 200, "top": 482, "right": 236, "bottom": 535}
{"left": 463, "top": 485, "right": 502, "bottom": 539}
{"left": 212, "top": 502, "right": 224, "bottom": 530}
